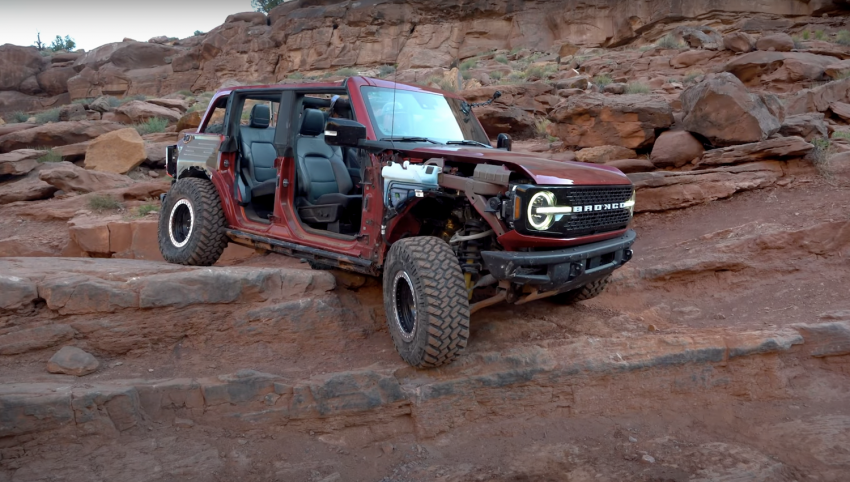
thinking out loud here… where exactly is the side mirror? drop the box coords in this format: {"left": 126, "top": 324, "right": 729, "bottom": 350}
{"left": 325, "top": 118, "right": 367, "bottom": 148}
{"left": 497, "top": 133, "right": 512, "bottom": 151}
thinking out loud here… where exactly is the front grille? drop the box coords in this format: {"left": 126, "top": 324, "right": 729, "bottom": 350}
{"left": 564, "top": 209, "right": 632, "bottom": 234}
{"left": 514, "top": 184, "right": 634, "bottom": 238}
{"left": 561, "top": 185, "right": 634, "bottom": 206}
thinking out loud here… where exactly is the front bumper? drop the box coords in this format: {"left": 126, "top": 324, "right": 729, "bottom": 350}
{"left": 481, "top": 230, "right": 636, "bottom": 292}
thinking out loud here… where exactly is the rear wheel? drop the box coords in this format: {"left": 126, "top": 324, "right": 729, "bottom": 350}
{"left": 550, "top": 275, "right": 611, "bottom": 305}
{"left": 158, "top": 178, "right": 228, "bottom": 266}
{"left": 383, "top": 237, "right": 470, "bottom": 368}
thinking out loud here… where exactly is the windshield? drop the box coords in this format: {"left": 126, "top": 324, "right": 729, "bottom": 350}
{"left": 361, "top": 86, "right": 491, "bottom": 145}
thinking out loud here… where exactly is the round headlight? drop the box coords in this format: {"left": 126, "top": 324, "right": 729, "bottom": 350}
{"left": 527, "top": 191, "right": 556, "bottom": 230}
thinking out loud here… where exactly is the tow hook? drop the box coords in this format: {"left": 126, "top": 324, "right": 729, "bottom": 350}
{"left": 624, "top": 249, "right": 634, "bottom": 262}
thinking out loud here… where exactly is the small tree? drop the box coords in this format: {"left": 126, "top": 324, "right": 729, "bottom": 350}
{"left": 50, "top": 35, "right": 76, "bottom": 52}
{"left": 252, "top": 0, "right": 286, "bottom": 13}
{"left": 34, "top": 32, "right": 45, "bottom": 51}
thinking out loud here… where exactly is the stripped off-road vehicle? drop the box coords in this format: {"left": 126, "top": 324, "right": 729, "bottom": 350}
{"left": 159, "top": 77, "right": 636, "bottom": 368}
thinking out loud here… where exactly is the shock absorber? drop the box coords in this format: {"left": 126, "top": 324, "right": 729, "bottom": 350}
{"left": 457, "top": 219, "right": 487, "bottom": 300}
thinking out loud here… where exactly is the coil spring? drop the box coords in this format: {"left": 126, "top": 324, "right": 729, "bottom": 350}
{"left": 458, "top": 219, "right": 487, "bottom": 275}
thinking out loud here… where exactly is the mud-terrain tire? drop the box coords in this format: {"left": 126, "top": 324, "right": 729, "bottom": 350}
{"left": 550, "top": 275, "right": 611, "bottom": 305}
{"left": 158, "top": 178, "right": 228, "bottom": 266}
{"left": 383, "top": 237, "right": 470, "bottom": 368}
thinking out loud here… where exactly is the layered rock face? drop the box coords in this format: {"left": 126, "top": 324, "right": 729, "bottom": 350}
{"left": 0, "top": 0, "right": 846, "bottom": 110}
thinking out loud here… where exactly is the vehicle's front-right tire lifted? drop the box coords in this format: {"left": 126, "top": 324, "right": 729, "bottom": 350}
{"left": 383, "top": 236, "right": 470, "bottom": 368}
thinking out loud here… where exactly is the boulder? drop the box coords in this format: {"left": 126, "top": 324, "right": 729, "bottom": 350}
{"left": 756, "top": 33, "right": 794, "bottom": 52}
{"left": 723, "top": 32, "right": 755, "bottom": 53}
{"left": 144, "top": 141, "right": 172, "bottom": 167}
{"left": 225, "top": 11, "right": 267, "bottom": 25}
{"left": 84, "top": 128, "right": 147, "bottom": 174}
{"left": 0, "top": 149, "right": 42, "bottom": 176}
{"left": 147, "top": 98, "right": 188, "bottom": 113}
{"left": 38, "top": 161, "right": 134, "bottom": 193}
{"left": 0, "top": 44, "right": 44, "bottom": 91}
{"left": 779, "top": 114, "right": 828, "bottom": 142}
{"left": 553, "top": 76, "right": 589, "bottom": 90}
{"left": 604, "top": 158, "right": 656, "bottom": 174}
{"left": 670, "top": 50, "right": 718, "bottom": 69}
{"left": 681, "top": 73, "right": 780, "bottom": 147}
{"left": 58, "top": 104, "right": 87, "bottom": 122}
{"left": 760, "top": 93, "right": 786, "bottom": 123}
{"left": 0, "top": 123, "right": 37, "bottom": 137}
{"left": 473, "top": 105, "right": 536, "bottom": 139}
{"left": 176, "top": 111, "right": 202, "bottom": 132}
{"left": 696, "top": 137, "right": 813, "bottom": 167}
{"left": 0, "top": 166, "right": 60, "bottom": 204}
{"left": 650, "top": 130, "right": 705, "bottom": 168}
{"left": 725, "top": 51, "right": 834, "bottom": 85}
{"left": 115, "top": 100, "right": 181, "bottom": 123}
{"left": 575, "top": 145, "right": 637, "bottom": 164}
{"left": 602, "top": 83, "right": 626, "bottom": 94}
{"left": 148, "top": 36, "right": 169, "bottom": 44}
{"left": 36, "top": 66, "right": 76, "bottom": 96}
{"left": 825, "top": 60, "right": 850, "bottom": 80}
{"left": 0, "top": 237, "right": 57, "bottom": 257}
{"left": 0, "top": 121, "right": 125, "bottom": 153}
{"left": 547, "top": 93, "right": 673, "bottom": 149}
{"left": 47, "top": 346, "right": 100, "bottom": 376}
{"left": 672, "top": 26, "right": 723, "bottom": 50}
{"left": 629, "top": 161, "right": 784, "bottom": 212}
{"left": 89, "top": 96, "right": 114, "bottom": 113}
{"left": 785, "top": 78, "right": 850, "bottom": 115}
{"left": 830, "top": 102, "right": 850, "bottom": 121}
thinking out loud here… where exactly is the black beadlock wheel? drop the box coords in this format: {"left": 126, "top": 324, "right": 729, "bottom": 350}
{"left": 158, "top": 178, "right": 228, "bottom": 266}
{"left": 383, "top": 237, "right": 470, "bottom": 368}
{"left": 550, "top": 275, "right": 611, "bottom": 305}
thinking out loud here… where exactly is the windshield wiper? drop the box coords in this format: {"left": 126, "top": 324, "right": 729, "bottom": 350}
{"left": 380, "top": 137, "right": 444, "bottom": 144}
{"left": 446, "top": 140, "right": 492, "bottom": 148}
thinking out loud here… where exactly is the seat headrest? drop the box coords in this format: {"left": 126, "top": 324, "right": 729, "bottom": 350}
{"left": 300, "top": 108, "right": 325, "bottom": 136}
{"left": 250, "top": 104, "right": 271, "bottom": 129}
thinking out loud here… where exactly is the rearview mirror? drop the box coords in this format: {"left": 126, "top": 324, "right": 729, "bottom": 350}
{"left": 325, "top": 118, "right": 367, "bottom": 148}
{"left": 497, "top": 133, "right": 512, "bottom": 151}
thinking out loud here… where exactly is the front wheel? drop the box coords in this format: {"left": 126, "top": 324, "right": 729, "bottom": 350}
{"left": 550, "top": 275, "right": 611, "bottom": 305}
{"left": 158, "top": 178, "right": 228, "bottom": 266}
{"left": 383, "top": 237, "right": 470, "bottom": 368}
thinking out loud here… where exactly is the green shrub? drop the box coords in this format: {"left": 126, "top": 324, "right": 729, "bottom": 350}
{"left": 802, "top": 30, "right": 811, "bottom": 40}
{"left": 287, "top": 72, "right": 304, "bottom": 80}
{"left": 36, "top": 148, "right": 61, "bottom": 163}
{"left": 814, "top": 30, "right": 826, "bottom": 41}
{"left": 177, "top": 90, "right": 193, "bottom": 96}
{"left": 836, "top": 30, "right": 850, "bottom": 46}
{"left": 832, "top": 131, "right": 850, "bottom": 140}
{"left": 460, "top": 59, "right": 477, "bottom": 71}
{"left": 50, "top": 35, "right": 75, "bottom": 52}
{"left": 88, "top": 195, "right": 123, "bottom": 212}
{"left": 136, "top": 203, "right": 159, "bottom": 217}
{"left": 525, "top": 63, "right": 557, "bottom": 79}
{"left": 792, "top": 36, "right": 804, "bottom": 50}
{"left": 34, "top": 109, "right": 60, "bottom": 124}
{"left": 72, "top": 98, "right": 93, "bottom": 105}
{"left": 656, "top": 34, "right": 685, "bottom": 49}
{"left": 134, "top": 117, "right": 169, "bottom": 135}
{"left": 377, "top": 65, "right": 396, "bottom": 78}
{"left": 593, "top": 74, "right": 613, "bottom": 87}
{"left": 489, "top": 71, "right": 503, "bottom": 81}
{"left": 494, "top": 55, "right": 508, "bottom": 64}
{"left": 626, "top": 82, "right": 650, "bottom": 94}
{"left": 505, "top": 71, "right": 527, "bottom": 84}
{"left": 7, "top": 111, "right": 29, "bottom": 123}
{"left": 684, "top": 70, "right": 703, "bottom": 85}
{"left": 194, "top": 30, "right": 205, "bottom": 37}
{"left": 334, "top": 67, "right": 357, "bottom": 77}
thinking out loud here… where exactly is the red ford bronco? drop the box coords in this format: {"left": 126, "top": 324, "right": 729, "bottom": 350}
{"left": 159, "top": 77, "right": 636, "bottom": 368}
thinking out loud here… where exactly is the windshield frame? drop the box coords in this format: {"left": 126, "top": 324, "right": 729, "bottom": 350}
{"left": 359, "top": 86, "right": 492, "bottom": 146}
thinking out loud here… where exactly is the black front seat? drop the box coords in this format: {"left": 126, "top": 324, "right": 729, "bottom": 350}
{"left": 237, "top": 104, "right": 277, "bottom": 204}
{"left": 296, "top": 108, "right": 361, "bottom": 209}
